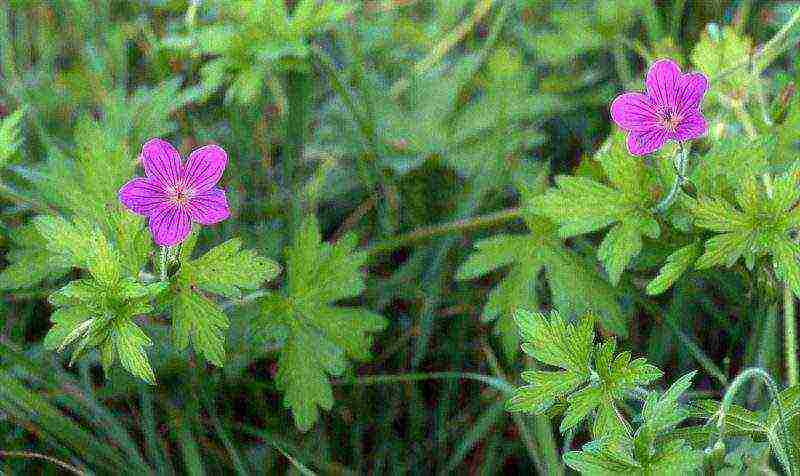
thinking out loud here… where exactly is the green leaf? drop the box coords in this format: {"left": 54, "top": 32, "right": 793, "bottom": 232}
{"left": 112, "top": 319, "right": 156, "bottom": 385}
{"left": 87, "top": 229, "right": 121, "bottom": 287}
{"left": 507, "top": 370, "right": 586, "bottom": 413}
{"left": 43, "top": 306, "right": 93, "bottom": 351}
{"left": 694, "top": 232, "right": 751, "bottom": 269}
{"left": 516, "top": 309, "right": 593, "bottom": 373}
{"left": 564, "top": 436, "right": 640, "bottom": 475}
{"left": 0, "top": 245, "right": 71, "bottom": 290}
{"left": 254, "top": 215, "right": 387, "bottom": 431}
{"left": 33, "top": 215, "right": 94, "bottom": 267}
{"left": 598, "top": 221, "right": 643, "bottom": 286}
{"left": 170, "top": 236, "right": 280, "bottom": 365}
{"left": 773, "top": 238, "right": 800, "bottom": 297}
{"left": 645, "top": 439, "right": 704, "bottom": 475}
{"left": 0, "top": 107, "right": 25, "bottom": 168}
{"left": 530, "top": 176, "right": 626, "bottom": 237}
{"left": 172, "top": 289, "right": 230, "bottom": 367}
{"left": 109, "top": 211, "right": 152, "bottom": 278}
{"left": 692, "top": 171, "right": 800, "bottom": 279}
{"left": 274, "top": 328, "right": 342, "bottom": 432}
{"left": 529, "top": 132, "right": 662, "bottom": 287}
{"left": 188, "top": 238, "right": 281, "bottom": 299}
{"left": 692, "top": 400, "right": 767, "bottom": 437}
{"left": 508, "top": 310, "right": 660, "bottom": 435}
{"left": 457, "top": 216, "right": 628, "bottom": 357}
{"left": 646, "top": 242, "right": 702, "bottom": 295}
{"left": 691, "top": 26, "right": 754, "bottom": 101}
{"left": 561, "top": 385, "right": 603, "bottom": 433}
{"left": 691, "top": 136, "right": 772, "bottom": 198}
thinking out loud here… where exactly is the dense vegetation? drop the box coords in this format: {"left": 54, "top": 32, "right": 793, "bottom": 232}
{"left": 2, "top": 0, "right": 800, "bottom": 474}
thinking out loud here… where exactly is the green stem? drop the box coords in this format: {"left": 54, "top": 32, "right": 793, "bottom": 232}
{"left": 630, "top": 288, "right": 728, "bottom": 386}
{"left": 0, "top": 451, "right": 86, "bottom": 476}
{"left": 483, "top": 343, "right": 562, "bottom": 476}
{"left": 159, "top": 246, "right": 168, "bottom": 282}
{"left": 713, "top": 5, "right": 800, "bottom": 83}
{"left": 613, "top": 41, "right": 631, "bottom": 86}
{"left": 364, "top": 207, "right": 521, "bottom": 258}
{"left": 716, "top": 368, "right": 796, "bottom": 475}
{"left": 309, "top": 45, "right": 374, "bottom": 147}
{"left": 786, "top": 284, "right": 798, "bottom": 387}
{"left": 653, "top": 143, "right": 688, "bottom": 213}
{"left": 284, "top": 69, "right": 309, "bottom": 243}
{"left": 333, "top": 372, "right": 514, "bottom": 395}
{"left": 0, "top": 181, "right": 54, "bottom": 215}
{"left": 670, "top": 0, "right": 687, "bottom": 40}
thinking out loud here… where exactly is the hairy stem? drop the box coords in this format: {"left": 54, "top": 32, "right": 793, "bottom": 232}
{"left": 786, "top": 284, "right": 798, "bottom": 387}
{"left": 333, "top": 372, "right": 514, "bottom": 394}
{"left": 364, "top": 207, "right": 521, "bottom": 258}
{"left": 0, "top": 450, "right": 86, "bottom": 476}
{"left": 717, "top": 368, "right": 796, "bottom": 475}
{"left": 483, "top": 343, "right": 562, "bottom": 476}
{"left": 0, "top": 182, "right": 54, "bottom": 215}
{"left": 284, "top": 69, "right": 309, "bottom": 243}
{"left": 653, "top": 143, "right": 688, "bottom": 214}
{"left": 159, "top": 246, "right": 168, "bottom": 281}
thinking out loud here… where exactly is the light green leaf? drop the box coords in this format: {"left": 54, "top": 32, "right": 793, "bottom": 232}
{"left": 515, "top": 309, "right": 594, "bottom": 373}
{"left": 0, "top": 107, "right": 25, "bottom": 168}
{"left": 43, "top": 306, "right": 93, "bottom": 351}
{"left": 561, "top": 385, "right": 603, "bottom": 433}
{"left": 691, "top": 26, "right": 754, "bottom": 100}
{"left": 87, "top": 230, "right": 121, "bottom": 287}
{"left": 646, "top": 243, "right": 702, "bottom": 295}
{"left": 507, "top": 370, "right": 586, "bottom": 413}
{"left": 255, "top": 215, "right": 387, "bottom": 431}
{"left": 33, "top": 215, "right": 94, "bottom": 267}
{"left": 598, "top": 221, "right": 643, "bottom": 286}
{"left": 112, "top": 319, "right": 156, "bottom": 385}
{"left": 189, "top": 238, "right": 281, "bottom": 299}
{"left": 172, "top": 289, "right": 230, "bottom": 367}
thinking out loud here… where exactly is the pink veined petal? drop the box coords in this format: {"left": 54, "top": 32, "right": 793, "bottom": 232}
{"left": 674, "top": 72, "right": 709, "bottom": 116}
{"left": 645, "top": 59, "right": 682, "bottom": 109}
{"left": 671, "top": 112, "right": 708, "bottom": 141}
{"left": 610, "top": 92, "right": 660, "bottom": 131}
{"left": 141, "top": 138, "right": 182, "bottom": 188}
{"left": 182, "top": 144, "right": 228, "bottom": 193}
{"left": 186, "top": 187, "right": 230, "bottom": 225}
{"left": 626, "top": 128, "right": 669, "bottom": 156}
{"left": 148, "top": 204, "right": 192, "bottom": 246}
{"left": 118, "top": 177, "right": 170, "bottom": 216}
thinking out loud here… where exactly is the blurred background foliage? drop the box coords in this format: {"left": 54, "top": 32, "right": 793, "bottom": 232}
{"left": 0, "top": 0, "right": 799, "bottom": 474}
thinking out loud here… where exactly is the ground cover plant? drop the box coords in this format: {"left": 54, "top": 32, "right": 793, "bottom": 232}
{"left": 3, "top": 0, "right": 800, "bottom": 474}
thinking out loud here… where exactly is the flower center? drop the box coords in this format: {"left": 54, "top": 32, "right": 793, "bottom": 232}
{"left": 168, "top": 184, "right": 193, "bottom": 206}
{"left": 659, "top": 109, "right": 682, "bottom": 132}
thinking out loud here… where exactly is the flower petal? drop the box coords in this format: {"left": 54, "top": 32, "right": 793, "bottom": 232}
{"left": 148, "top": 204, "right": 192, "bottom": 246}
{"left": 182, "top": 144, "right": 228, "bottom": 193}
{"left": 610, "top": 92, "right": 660, "bottom": 131}
{"left": 186, "top": 187, "right": 230, "bottom": 225}
{"left": 675, "top": 72, "right": 708, "bottom": 116}
{"left": 672, "top": 112, "right": 708, "bottom": 141}
{"left": 626, "top": 128, "right": 668, "bottom": 156}
{"left": 141, "top": 138, "right": 182, "bottom": 188}
{"left": 645, "top": 59, "right": 682, "bottom": 109}
{"left": 118, "top": 177, "right": 169, "bottom": 216}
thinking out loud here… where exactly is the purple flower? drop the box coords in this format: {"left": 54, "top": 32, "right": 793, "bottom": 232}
{"left": 610, "top": 59, "right": 709, "bottom": 156}
{"left": 119, "top": 138, "right": 230, "bottom": 246}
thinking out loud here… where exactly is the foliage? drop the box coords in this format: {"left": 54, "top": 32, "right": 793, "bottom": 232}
{"left": 253, "top": 216, "right": 386, "bottom": 431}
{"left": 2, "top": 0, "right": 800, "bottom": 474}
{"left": 507, "top": 310, "right": 661, "bottom": 437}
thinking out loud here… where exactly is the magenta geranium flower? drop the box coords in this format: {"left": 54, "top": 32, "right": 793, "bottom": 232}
{"left": 119, "top": 138, "right": 230, "bottom": 246}
{"left": 610, "top": 59, "right": 709, "bottom": 156}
